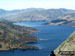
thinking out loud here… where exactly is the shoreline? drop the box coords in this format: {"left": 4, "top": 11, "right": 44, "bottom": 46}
{"left": 44, "top": 22, "right": 75, "bottom": 28}
{"left": 0, "top": 21, "right": 40, "bottom": 51}
{"left": 0, "top": 46, "right": 40, "bottom": 51}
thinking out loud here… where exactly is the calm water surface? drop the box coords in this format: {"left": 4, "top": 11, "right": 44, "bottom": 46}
{"left": 0, "top": 22, "right": 75, "bottom": 56}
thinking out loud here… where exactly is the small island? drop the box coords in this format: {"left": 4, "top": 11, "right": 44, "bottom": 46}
{"left": 0, "top": 21, "right": 39, "bottom": 51}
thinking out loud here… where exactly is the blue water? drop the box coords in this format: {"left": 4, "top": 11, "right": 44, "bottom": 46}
{"left": 0, "top": 22, "right": 75, "bottom": 56}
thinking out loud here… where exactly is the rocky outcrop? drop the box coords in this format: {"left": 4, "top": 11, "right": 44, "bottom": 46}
{"left": 54, "top": 32, "right": 75, "bottom": 56}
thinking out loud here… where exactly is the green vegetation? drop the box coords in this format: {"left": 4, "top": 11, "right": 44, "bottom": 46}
{"left": 0, "top": 21, "right": 39, "bottom": 51}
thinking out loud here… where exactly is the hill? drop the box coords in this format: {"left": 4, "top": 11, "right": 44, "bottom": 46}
{"left": 0, "top": 8, "right": 75, "bottom": 22}
{"left": 47, "top": 13, "right": 75, "bottom": 27}
{"left": 0, "top": 21, "right": 39, "bottom": 51}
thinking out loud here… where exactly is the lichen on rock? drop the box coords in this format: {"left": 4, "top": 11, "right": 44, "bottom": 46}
{"left": 54, "top": 32, "right": 75, "bottom": 56}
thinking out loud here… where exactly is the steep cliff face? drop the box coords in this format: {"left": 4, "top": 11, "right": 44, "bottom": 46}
{"left": 54, "top": 31, "right": 75, "bottom": 56}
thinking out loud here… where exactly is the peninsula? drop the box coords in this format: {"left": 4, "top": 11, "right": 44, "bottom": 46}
{"left": 0, "top": 21, "right": 39, "bottom": 51}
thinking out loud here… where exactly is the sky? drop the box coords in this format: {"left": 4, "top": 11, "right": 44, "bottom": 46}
{"left": 0, "top": 0, "right": 75, "bottom": 10}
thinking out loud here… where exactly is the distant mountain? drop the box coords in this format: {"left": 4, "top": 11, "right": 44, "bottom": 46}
{"left": 0, "top": 8, "right": 75, "bottom": 22}
{"left": 0, "top": 9, "right": 7, "bottom": 14}
{"left": 47, "top": 13, "right": 75, "bottom": 27}
{"left": 0, "top": 9, "right": 23, "bottom": 19}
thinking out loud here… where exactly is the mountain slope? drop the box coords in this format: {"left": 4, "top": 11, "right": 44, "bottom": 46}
{"left": 47, "top": 13, "right": 75, "bottom": 27}
{"left": 0, "top": 8, "right": 75, "bottom": 22}
{"left": 0, "top": 21, "right": 39, "bottom": 50}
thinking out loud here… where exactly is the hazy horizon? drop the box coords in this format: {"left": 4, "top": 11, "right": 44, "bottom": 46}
{"left": 0, "top": 8, "right": 75, "bottom": 11}
{"left": 0, "top": 0, "right": 75, "bottom": 10}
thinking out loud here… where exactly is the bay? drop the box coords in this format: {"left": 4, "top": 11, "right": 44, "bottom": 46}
{"left": 0, "top": 21, "right": 74, "bottom": 56}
